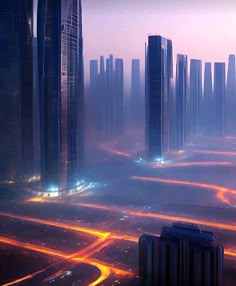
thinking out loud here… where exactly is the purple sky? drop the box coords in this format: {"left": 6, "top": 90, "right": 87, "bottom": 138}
{"left": 83, "top": 0, "right": 236, "bottom": 85}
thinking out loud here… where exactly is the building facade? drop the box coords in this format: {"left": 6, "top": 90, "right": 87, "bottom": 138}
{"left": 0, "top": 0, "right": 34, "bottom": 181}
{"left": 114, "top": 58, "right": 124, "bottom": 134}
{"left": 146, "top": 35, "right": 172, "bottom": 158}
{"left": 37, "top": 0, "right": 84, "bottom": 191}
{"left": 189, "top": 59, "right": 202, "bottom": 137}
{"left": 214, "top": 63, "right": 225, "bottom": 137}
{"left": 203, "top": 62, "right": 213, "bottom": 135}
{"left": 226, "top": 55, "right": 236, "bottom": 135}
{"left": 175, "top": 54, "right": 188, "bottom": 149}
{"left": 139, "top": 222, "right": 224, "bottom": 286}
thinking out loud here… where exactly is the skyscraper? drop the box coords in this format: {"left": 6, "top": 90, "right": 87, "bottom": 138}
{"left": 89, "top": 60, "right": 98, "bottom": 100}
{"left": 139, "top": 222, "right": 224, "bottom": 286}
{"left": 0, "top": 0, "right": 34, "bottom": 181}
{"left": 105, "top": 55, "right": 114, "bottom": 137}
{"left": 167, "top": 40, "right": 175, "bottom": 149}
{"left": 37, "top": 0, "right": 84, "bottom": 191}
{"left": 175, "top": 54, "right": 188, "bottom": 149}
{"left": 98, "top": 56, "right": 106, "bottom": 129}
{"left": 90, "top": 60, "right": 98, "bottom": 95}
{"left": 131, "top": 59, "right": 141, "bottom": 99}
{"left": 189, "top": 59, "right": 202, "bottom": 137}
{"left": 203, "top": 62, "right": 213, "bottom": 135}
{"left": 130, "top": 59, "right": 141, "bottom": 124}
{"left": 114, "top": 58, "right": 124, "bottom": 134}
{"left": 226, "top": 55, "right": 236, "bottom": 135}
{"left": 214, "top": 63, "right": 225, "bottom": 137}
{"left": 89, "top": 59, "right": 99, "bottom": 129}
{"left": 146, "top": 35, "right": 172, "bottom": 158}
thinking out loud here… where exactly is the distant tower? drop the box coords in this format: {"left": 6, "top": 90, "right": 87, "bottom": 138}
{"left": 114, "top": 58, "right": 124, "bottom": 134}
{"left": 105, "top": 55, "right": 114, "bottom": 137}
{"left": 189, "top": 59, "right": 202, "bottom": 137}
{"left": 139, "top": 222, "right": 224, "bottom": 286}
{"left": 98, "top": 56, "right": 106, "bottom": 129}
{"left": 226, "top": 55, "right": 236, "bottom": 135}
{"left": 0, "top": 0, "right": 34, "bottom": 181}
{"left": 131, "top": 59, "right": 141, "bottom": 124}
{"left": 146, "top": 35, "right": 172, "bottom": 159}
{"left": 175, "top": 54, "right": 188, "bottom": 149}
{"left": 214, "top": 63, "right": 225, "bottom": 137}
{"left": 38, "top": 0, "right": 84, "bottom": 191}
{"left": 131, "top": 59, "right": 141, "bottom": 99}
{"left": 89, "top": 60, "right": 98, "bottom": 99}
{"left": 203, "top": 62, "right": 213, "bottom": 135}
{"left": 89, "top": 59, "right": 99, "bottom": 128}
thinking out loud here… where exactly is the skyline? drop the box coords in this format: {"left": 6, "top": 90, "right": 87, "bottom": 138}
{"left": 83, "top": 0, "right": 236, "bottom": 83}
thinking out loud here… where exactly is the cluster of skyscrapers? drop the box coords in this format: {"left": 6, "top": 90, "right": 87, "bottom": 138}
{"left": 146, "top": 35, "right": 236, "bottom": 159}
{"left": 89, "top": 57, "right": 143, "bottom": 139}
{"left": 0, "top": 0, "right": 84, "bottom": 192}
{"left": 89, "top": 55, "right": 124, "bottom": 138}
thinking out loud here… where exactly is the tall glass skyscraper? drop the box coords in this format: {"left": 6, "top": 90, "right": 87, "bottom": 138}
{"left": 189, "top": 59, "right": 202, "bottom": 137}
{"left": 226, "top": 55, "right": 236, "bottom": 135}
{"left": 167, "top": 40, "right": 174, "bottom": 149}
{"left": 90, "top": 60, "right": 98, "bottom": 99}
{"left": 146, "top": 35, "right": 172, "bottom": 158}
{"left": 131, "top": 59, "right": 141, "bottom": 100}
{"left": 0, "top": 0, "right": 34, "bottom": 181}
{"left": 37, "top": 0, "right": 84, "bottom": 191}
{"left": 114, "top": 58, "right": 124, "bottom": 134}
{"left": 175, "top": 54, "right": 188, "bottom": 149}
{"left": 214, "top": 63, "right": 225, "bottom": 137}
{"left": 203, "top": 62, "right": 213, "bottom": 135}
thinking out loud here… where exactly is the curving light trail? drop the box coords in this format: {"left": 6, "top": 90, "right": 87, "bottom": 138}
{"left": 151, "top": 162, "right": 234, "bottom": 168}
{"left": 0, "top": 236, "right": 133, "bottom": 286}
{"left": 77, "top": 202, "right": 236, "bottom": 233}
{"left": 131, "top": 176, "right": 236, "bottom": 206}
{"left": 25, "top": 197, "right": 236, "bottom": 235}
{"left": 99, "top": 143, "right": 131, "bottom": 157}
{"left": 2, "top": 269, "right": 46, "bottom": 286}
{"left": 194, "top": 150, "right": 236, "bottom": 156}
{"left": 0, "top": 211, "right": 110, "bottom": 239}
{"left": 0, "top": 236, "right": 66, "bottom": 259}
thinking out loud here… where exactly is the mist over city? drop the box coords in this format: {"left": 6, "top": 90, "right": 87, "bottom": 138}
{"left": 0, "top": 0, "right": 236, "bottom": 285}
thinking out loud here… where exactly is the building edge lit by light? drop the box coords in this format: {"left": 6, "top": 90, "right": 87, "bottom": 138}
{"left": 37, "top": 0, "right": 84, "bottom": 192}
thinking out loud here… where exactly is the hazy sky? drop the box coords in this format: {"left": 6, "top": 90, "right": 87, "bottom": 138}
{"left": 83, "top": 0, "right": 236, "bottom": 85}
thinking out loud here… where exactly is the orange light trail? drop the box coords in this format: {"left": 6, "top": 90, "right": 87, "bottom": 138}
{"left": 151, "top": 162, "right": 234, "bottom": 168}
{"left": 0, "top": 236, "right": 66, "bottom": 259}
{"left": 99, "top": 143, "right": 131, "bottom": 157}
{"left": 1, "top": 231, "right": 236, "bottom": 286}
{"left": 194, "top": 150, "right": 236, "bottom": 156}
{"left": 77, "top": 202, "right": 236, "bottom": 233}
{"left": 0, "top": 212, "right": 110, "bottom": 239}
{"left": 25, "top": 197, "right": 236, "bottom": 235}
{"left": 0, "top": 236, "right": 133, "bottom": 286}
{"left": 2, "top": 269, "right": 46, "bottom": 286}
{"left": 131, "top": 175, "right": 236, "bottom": 206}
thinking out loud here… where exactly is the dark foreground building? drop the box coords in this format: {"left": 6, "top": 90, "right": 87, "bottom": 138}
{"left": 139, "top": 222, "right": 224, "bottom": 286}
{"left": 38, "top": 0, "right": 84, "bottom": 191}
{"left": 0, "top": 0, "right": 34, "bottom": 181}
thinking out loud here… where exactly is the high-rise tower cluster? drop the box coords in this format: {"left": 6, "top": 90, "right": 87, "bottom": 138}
{"left": 89, "top": 55, "right": 124, "bottom": 138}
{"left": 145, "top": 34, "right": 236, "bottom": 158}
{"left": 0, "top": 0, "right": 84, "bottom": 192}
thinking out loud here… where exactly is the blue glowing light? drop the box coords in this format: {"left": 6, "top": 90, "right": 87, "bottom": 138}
{"left": 48, "top": 186, "right": 58, "bottom": 192}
